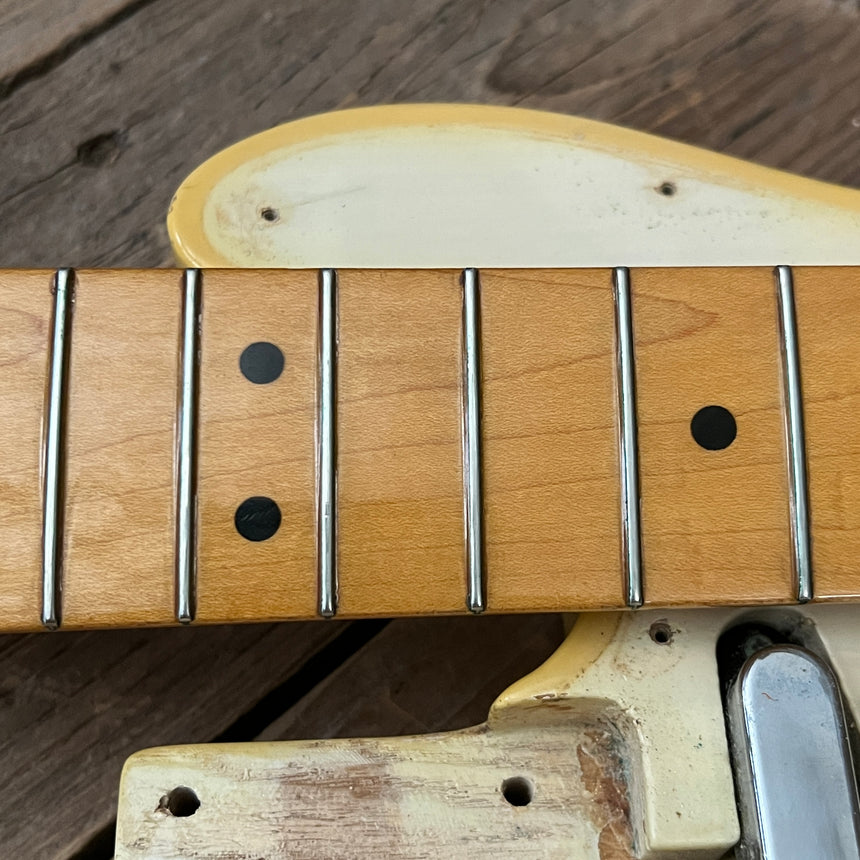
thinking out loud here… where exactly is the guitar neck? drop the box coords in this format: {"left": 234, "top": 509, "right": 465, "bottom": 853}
{"left": 0, "top": 265, "right": 854, "bottom": 632}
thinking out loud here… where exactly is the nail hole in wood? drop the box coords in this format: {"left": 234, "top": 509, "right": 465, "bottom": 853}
{"left": 76, "top": 130, "right": 125, "bottom": 168}
{"left": 649, "top": 621, "right": 673, "bottom": 645}
{"left": 260, "top": 207, "right": 280, "bottom": 222}
{"left": 658, "top": 181, "right": 676, "bottom": 196}
{"left": 502, "top": 776, "right": 534, "bottom": 806}
{"left": 158, "top": 786, "right": 200, "bottom": 817}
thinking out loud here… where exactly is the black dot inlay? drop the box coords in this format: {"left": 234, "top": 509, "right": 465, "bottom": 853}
{"left": 691, "top": 405, "right": 737, "bottom": 451}
{"left": 240, "top": 342, "right": 284, "bottom": 384}
{"left": 235, "top": 496, "right": 281, "bottom": 542}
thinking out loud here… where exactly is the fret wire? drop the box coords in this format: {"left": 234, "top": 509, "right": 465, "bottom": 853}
{"left": 613, "top": 267, "right": 644, "bottom": 608}
{"left": 176, "top": 268, "right": 201, "bottom": 624}
{"left": 318, "top": 268, "right": 338, "bottom": 618}
{"left": 775, "top": 265, "right": 813, "bottom": 603}
{"left": 41, "top": 268, "right": 74, "bottom": 630}
{"left": 462, "top": 268, "right": 486, "bottom": 614}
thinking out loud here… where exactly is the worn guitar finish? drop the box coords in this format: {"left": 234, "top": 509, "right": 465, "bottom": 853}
{"left": 2, "top": 262, "right": 860, "bottom": 631}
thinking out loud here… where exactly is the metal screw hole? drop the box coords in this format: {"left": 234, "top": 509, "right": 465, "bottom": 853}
{"left": 650, "top": 621, "right": 673, "bottom": 645}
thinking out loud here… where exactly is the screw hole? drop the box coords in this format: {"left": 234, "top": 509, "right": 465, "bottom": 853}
{"left": 650, "top": 621, "right": 673, "bottom": 645}
{"left": 501, "top": 776, "right": 534, "bottom": 806}
{"left": 158, "top": 786, "right": 200, "bottom": 817}
{"left": 260, "top": 207, "right": 279, "bottom": 222}
{"left": 658, "top": 181, "right": 677, "bottom": 196}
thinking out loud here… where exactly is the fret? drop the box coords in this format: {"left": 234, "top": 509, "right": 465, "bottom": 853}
{"left": 317, "top": 268, "right": 338, "bottom": 618}
{"left": 4, "top": 265, "right": 860, "bottom": 630}
{"left": 634, "top": 267, "right": 793, "bottom": 606}
{"left": 613, "top": 267, "right": 644, "bottom": 608}
{"left": 793, "top": 266, "right": 860, "bottom": 601}
{"left": 480, "top": 269, "right": 621, "bottom": 612}
{"left": 775, "top": 265, "right": 813, "bottom": 603}
{"left": 41, "top": 268, "right": 73, "bottom": 629}
{"left": 176, "top": 268, "right": 201, "bottom": 624}
{"left": 196, "top": 269, "right": 318, "bottom": 625}
{"left": 461, "top": 268, "right": 485, "bottom": 614}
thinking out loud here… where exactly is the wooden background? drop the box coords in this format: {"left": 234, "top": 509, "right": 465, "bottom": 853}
{"left": 0, "top": 1, "right": 859, "bottom": 856}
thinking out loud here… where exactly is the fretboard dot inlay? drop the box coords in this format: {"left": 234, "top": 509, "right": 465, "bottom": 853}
{"left": 234, "top": 496, "right": 282, "bottom": 542}
{"left": 240, "top": 342, "right": 284, "bottom": 384}
{"left": 691, "top": 405, "right": 737, "bottom": 451}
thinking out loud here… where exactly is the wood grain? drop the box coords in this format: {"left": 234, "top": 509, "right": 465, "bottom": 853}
{"left": 0, "top": 271, "right": 50, "bottom": 631}
{"left": 0, "top": 0, "right": 136, "bottom": 89}
{"left": 634, "top": 267, "right": 793, "bottom": 606}
{"left": 337, "top": 269, "right": 466, "bottom": 616}
{"left": 63, "top": 270, "right": 179, "bottom": 628}
{"left": 117, "top": 711, "right": 632, "bottom": 860}
{"left": 482, "top": 269, "right": 622, "bottom": 612}
{"left": 7, "top": 265, "right": 860, "bottom": 626}
{"left": 794, "top": 266, "right": 860, "bottom": 601}
{"left": 197, "top": 269, "right": 318, "bottom": 624}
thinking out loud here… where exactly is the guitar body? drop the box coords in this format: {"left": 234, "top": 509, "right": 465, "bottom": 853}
{"left": 168, "top": 104, "right": 860, "bottom": 270}
{"left": 117, "top": 606, "right": 860, "bottom": 859}
{"left": 107, "top": 104, "right": 860, "bottom": 857}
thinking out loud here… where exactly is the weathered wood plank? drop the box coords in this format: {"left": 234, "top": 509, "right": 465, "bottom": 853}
{"left": 0, "top": 0, "right": 858, "bottom": 270}
{"left": 259, "top": 615, "right": 565, "bottom": 741}
{"left": 0, "top": 0, "right": 139, "bottom": 89}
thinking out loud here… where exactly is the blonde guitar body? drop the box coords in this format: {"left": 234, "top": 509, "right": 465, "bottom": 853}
{"left": 115, "top": 106, "right": 860, "bottom": 858}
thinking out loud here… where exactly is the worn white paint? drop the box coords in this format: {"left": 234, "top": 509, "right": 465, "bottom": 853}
{"left": 115, "top": 605, "right": 860, "bottom": 859}
{"left": 494, "top": 604, "right": 860, "bottom": 859}
{"left": 116, "top": 719, "right": 626, "bottom": 858}
{"left": 169, "top": 105, "right": 860, "bottom": 269}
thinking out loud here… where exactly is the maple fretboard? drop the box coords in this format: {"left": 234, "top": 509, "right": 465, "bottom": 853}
{"left": 1, "top": 265, "right": 856, "bottom": 631}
